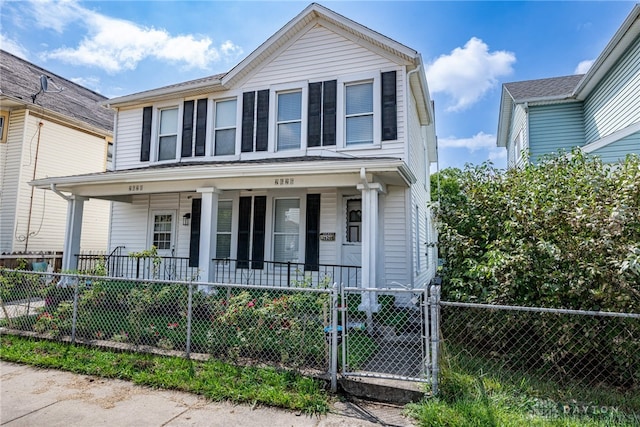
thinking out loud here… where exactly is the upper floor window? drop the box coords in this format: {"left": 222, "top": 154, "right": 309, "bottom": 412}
{"left": 277, "top": 91, "right": 302, "bottom": 151}
{"left": 0, "top": 110, "right": 8, "bottom": 143}
{"left": 215, "top": 99, "right": 237, "bottom": 156}
{"left": 345, "top": 82, "right": 374, "bottom": 146}
{"left": 158, "top": 107, "right": 179, "bottom": 161}
{"left": 106, "top": 142, "right": 113, "bottom": 170}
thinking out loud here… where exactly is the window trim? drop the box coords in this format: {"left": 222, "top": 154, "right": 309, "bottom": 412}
{"left": 212, "top": 97, "right": 239, "bottom": 157}
{"left": 268, "top": 81, "right": 308, "bottom": 153}
{"left": 272, "top": 197, "right": 302, "bottom": 263}
{"left": 148, "top": 210, "right": 176, "bottom": 255}
{"left": 0, "top": 110, "right": 9, "bottom": 143}
{"left": 336, "top": 72, "right": 381, "bottom": 150}
{"left": 152, "top": 102, "right": 183, "bottom": 164}
{"left": 275, "top": 89, "right": 303, "bottom": 151}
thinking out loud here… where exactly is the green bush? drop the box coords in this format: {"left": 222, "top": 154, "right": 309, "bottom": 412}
{"left": 432, "top": 150, "right": 640, "bottom": 391}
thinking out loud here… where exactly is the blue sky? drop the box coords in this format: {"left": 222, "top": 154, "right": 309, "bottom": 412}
{"left": 1, "top": 1, "right": 636, "bottom": 170}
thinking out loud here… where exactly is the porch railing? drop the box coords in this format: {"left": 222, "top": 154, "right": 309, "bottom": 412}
{"left": 211, "top": 258, "right": 360, "bottom": 288}
{"left": 76, "top": 254, "right": 360, "bottom": 288}
{"left": 76, "top": 254, "right": 198, "bottom": 281}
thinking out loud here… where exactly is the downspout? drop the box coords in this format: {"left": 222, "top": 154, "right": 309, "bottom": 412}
{"left": 406, "top": 65, "right": 421, "bottom": 288}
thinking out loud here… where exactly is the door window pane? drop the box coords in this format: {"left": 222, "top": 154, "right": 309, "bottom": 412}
{"left": 346, "top": 199, "right": 361, "bottom": 243}
{"left": 153, "top": 214, "right": 173, "bottom": 250}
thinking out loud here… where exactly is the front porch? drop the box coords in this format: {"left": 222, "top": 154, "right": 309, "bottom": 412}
{"left": 77, "top": 253, "right": 361, "bottom": 288}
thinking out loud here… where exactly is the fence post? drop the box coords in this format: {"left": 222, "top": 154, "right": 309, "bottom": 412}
{"left": 185, "top": 281, "right": 193, "bottom": 359}
{"left": 71, "top": 277, "right": 79, "bottom": 343}
{"left": 330, "top": 282, "right": 339, "bottom": 393}
{"left": 430, "top": 283, "right": 441, "bottom": 395}
{"left": 423, "top": 286, "right": 430, "bottom": 381}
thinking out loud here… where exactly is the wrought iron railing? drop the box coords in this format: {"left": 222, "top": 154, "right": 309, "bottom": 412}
{"left": 76, "top": 254, "right": 198, "bottom": 281}
{"left": 211, "top": 258, "right": 360, "bottom": 288}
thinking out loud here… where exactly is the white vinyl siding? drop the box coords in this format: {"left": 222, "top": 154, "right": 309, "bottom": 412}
{"left": 507, "top": 105, "right": 528, "bottom": 168}
{"left": 10, "top": 113, "right": 109, "bottom": 252}
{"left": 0, "top": 110, "right": 26, "bottom": 252}
{"left": 113, "top": 108, "right": 143, "bottom": 170}
{"left": 383, "top": 186, "right": 409, "bottom": 287}
{"left": 109, "top": 195, "right": 151, "bottom": 253}
{"left": 318, "top": 190, "right": 337, "bottom": 265}
{"left": 584, "top": 36, "right": 640, "bottom": 144}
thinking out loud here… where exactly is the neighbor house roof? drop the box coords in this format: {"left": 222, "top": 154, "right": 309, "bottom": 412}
{"left": 0, "top": 50, "right": 114, "bottom": 134}
{"left": 497, "top": 4, "right": 640, "bottom": 148}
{"left": 503, "top": 75, "right": 584, "bottom": 103}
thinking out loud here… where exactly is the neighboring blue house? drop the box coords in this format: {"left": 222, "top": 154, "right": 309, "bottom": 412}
{"left": 497, "top": 4, "right": 640, "bottom": 167}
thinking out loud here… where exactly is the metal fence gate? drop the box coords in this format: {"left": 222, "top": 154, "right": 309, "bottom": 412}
{"left": 340, "top": 286, "right": 436, "bottom": 384}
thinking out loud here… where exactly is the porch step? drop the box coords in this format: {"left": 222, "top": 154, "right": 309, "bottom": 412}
{"left": 339, "top": 375, "right": 425, "bottom": 404}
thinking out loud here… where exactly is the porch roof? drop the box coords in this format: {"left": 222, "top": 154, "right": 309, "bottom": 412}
{"left": 30, "top": 156, "right": 415, "bottom": 201}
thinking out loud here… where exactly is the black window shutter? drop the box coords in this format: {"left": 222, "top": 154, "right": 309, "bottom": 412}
{"left": 381, "top": 71, "right": 397, "bottom": 141}
{"left": 237, "top": 197, "right": 252, "bottom": 268}
{"left": 188, "top": 198, "right": 202, "bottom": 268}
{"left": 251, "top": 196, "right": 266, "bottom": 269}
{"left": 195, "top": 98, "right": 207, "bottom": 156}
{"left": 322, "top": 80, "right": 337, "bottom": 146}
{"left": 241, "top": 92, "right": 255, "bottom": 153}
{"left": 255, "top": 89, "right": 269, "bottom": 151}
{"left": 307, "top": 82, "right": 322, "bottom": 147}
{"left": 140, "top": 106, "right": 152, "bottom": 161}
{"left": 305, "top": 194, "right": 321, "bottom": 271}
{"left": 181, "top": 100, "right": 194, "bottom": 158}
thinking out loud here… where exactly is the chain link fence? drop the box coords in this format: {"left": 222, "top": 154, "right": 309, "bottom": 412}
{"left": 340, "top": 287, "right": 429, "bottom": 382}
{"left": 0, "top": 269, "right": 334, "bottom": 375}
{"left": 438, "top": 296, "right": 640, "bottom": 417}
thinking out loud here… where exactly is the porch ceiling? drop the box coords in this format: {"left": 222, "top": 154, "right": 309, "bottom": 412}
{"left": 30, "top": 156, "right": 415, "bottom": 201}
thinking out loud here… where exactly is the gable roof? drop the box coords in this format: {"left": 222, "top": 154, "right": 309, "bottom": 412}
{"left": 0, "top": 50, "right": 113, "bottom": 134}
{"left": 497, "top": 4, "right": 640, "bottom": 148}
{"left": 503, "top": 75, "right": 584, "bottom": 103}
{"left": 104, "top": 3, "right": 433, "bottom": 124}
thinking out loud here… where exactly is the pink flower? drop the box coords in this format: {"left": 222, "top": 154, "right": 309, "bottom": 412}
{"left": 247, "top": 301, "right": 255, "bottom": 308}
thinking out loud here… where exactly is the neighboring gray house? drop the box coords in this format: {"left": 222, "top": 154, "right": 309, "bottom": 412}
{"left": 497, "top": 4, "right": 640, "bottom": 167}
{"left": 32, "top": 4, "right": 438, "bottom": 305}
{"left": 0, "top": 50, "right": 113, "bottom": 256}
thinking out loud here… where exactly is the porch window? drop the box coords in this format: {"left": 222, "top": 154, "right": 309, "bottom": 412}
{"left": 276, "top": 91, "right": 302, "bottom": 150}
{"left": 216, "top": 200, "right": 233, "bottom": 257}
{"left": 158, "top": 107, "right": 179, "bottom": 161}
{"left": 152, "top": 213, "right": 174, "bottom": 250}
{"left": 345, "top": 82, "right": 373, "bottom": 146}
{"left": 214, "top": 99, "right": 236, "bottom": 156}
{"left": 273, "top": 199, "right": 300, "bottom": 262}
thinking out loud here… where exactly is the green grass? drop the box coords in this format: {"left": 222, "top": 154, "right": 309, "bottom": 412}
{"left": 0, "top": 334, "right": 330, "bottom": 415}
{"left": 406, "top": 369, "right": 640, "bottom": 427}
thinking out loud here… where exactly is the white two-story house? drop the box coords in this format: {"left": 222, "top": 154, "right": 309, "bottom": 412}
{"left": 32, "top": 4, "right": 438, "bottom": 303}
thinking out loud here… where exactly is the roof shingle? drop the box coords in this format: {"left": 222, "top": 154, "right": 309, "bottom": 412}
{"left": 504, "top": 75, "right": 584, "bottom": 102}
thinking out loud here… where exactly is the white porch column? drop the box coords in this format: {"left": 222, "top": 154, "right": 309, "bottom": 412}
{"left": 356, "top": 182, "right": 386, "bottom": 313}
{"left": 196, "top": 187, "right": 220, "bottom": 283}
{"left": 61, "top": 196, "right": 86, "bottom": 272}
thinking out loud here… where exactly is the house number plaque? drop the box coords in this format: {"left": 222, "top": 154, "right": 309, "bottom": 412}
{"left": 274, "top": 177, "right": 295, "bottom": 186}
{"left": 320, "top": 233, "right": 335, "bottom": 241}
{"left": 128, "top": 184, "right": 144, "bottom": 192}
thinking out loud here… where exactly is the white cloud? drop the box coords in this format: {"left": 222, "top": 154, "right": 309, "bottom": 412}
{"left": 575, "top": 59, "right": 594, "bottom": 74}
{"left": 426, "top": 37, "right": 516, "bottom": 112}
{"left": 69, "top": 76, "right": 101, "bottom": 92}
{"left": 439, "top": 132, "right": 496, "bottom": 152}
{"left": 25, "top": 0, "right": 242, "bottom": 73}
{"left": 440, "top": 132, "right": 506, "bottom": 164}
{"left": 0, "top": 33, "right": 29, "bottom": 59}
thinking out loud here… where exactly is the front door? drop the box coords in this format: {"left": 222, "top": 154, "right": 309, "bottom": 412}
{"left": 342, "top": 197, "right": 361, "bottom": 286}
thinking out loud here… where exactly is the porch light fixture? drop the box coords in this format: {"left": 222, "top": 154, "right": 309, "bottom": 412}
{"left": 182, "top": 213, "right": 191, "bottom": 226}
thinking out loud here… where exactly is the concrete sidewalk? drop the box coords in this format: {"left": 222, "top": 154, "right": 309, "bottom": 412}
{"left": 0, "top": 361, "right": 415, "bottom": 426}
